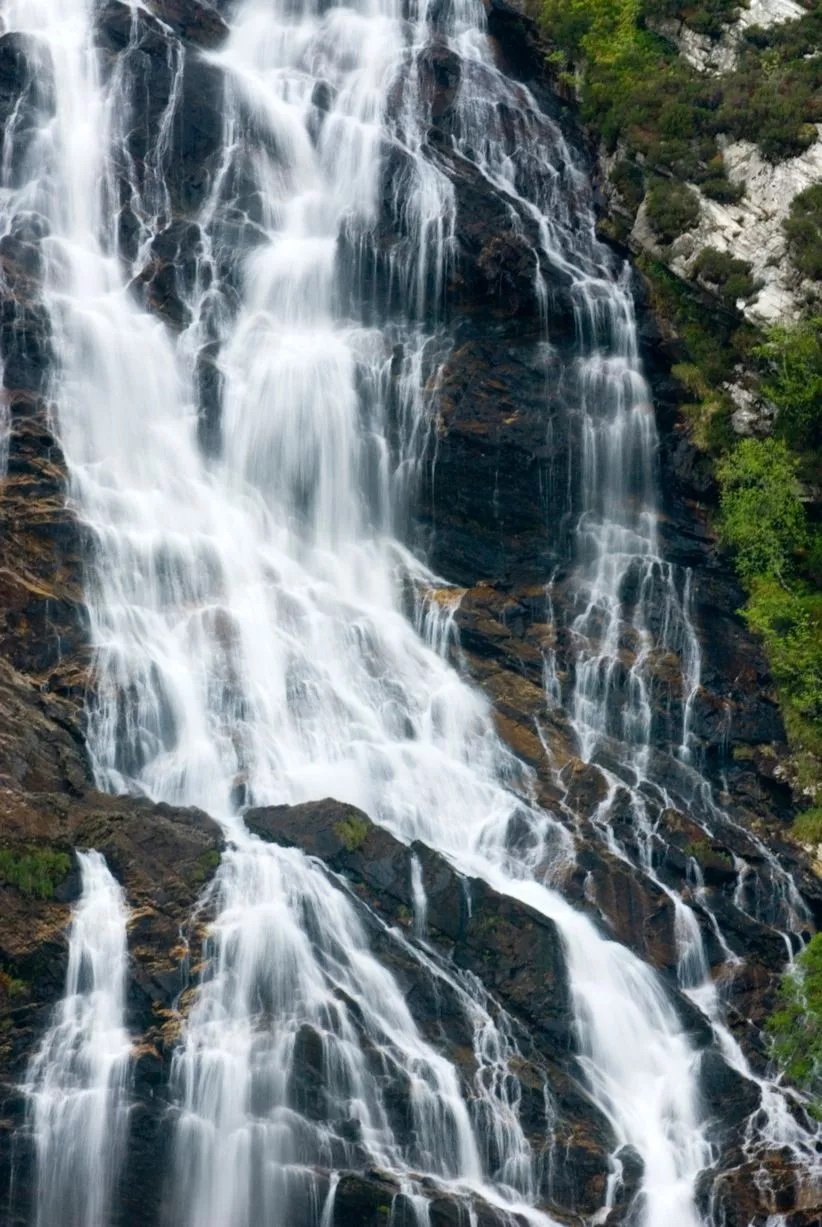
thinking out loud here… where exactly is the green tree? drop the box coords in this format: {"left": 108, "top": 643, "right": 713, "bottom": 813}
{"left": 717, "top": 438, "right": 807, "bottom": 581}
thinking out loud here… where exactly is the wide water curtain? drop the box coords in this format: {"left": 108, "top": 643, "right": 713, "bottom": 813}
{"left": 2, "top": 1, "right": 817, "bottom": 1226}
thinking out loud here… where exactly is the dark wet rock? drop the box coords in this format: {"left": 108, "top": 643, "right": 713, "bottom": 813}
{"left": 145, "top": 0, "right": 230, "bottom": 49}
{"left": 97, "top": 1, "right": 226, "bottom": 221}
{"left": 167, "top": 55, "right": 225, "bottom": 214}
{"left": 332, "top": 1170, "right": 535, "bottom": 1227}
{"left": 0, "top": 34, "right": 55, "bottom": 183}
{"left": 699, "top": 1047, "right": 761, "bottom": 1151}
{"left": 246, "top": 799, "right": 572, "bottom": 1047}
{"left": 133, "top": 219, "right": 204, "bottom": 327}
{"left": 417, "top": 43, "right": 462, "bottom": 123}
{"left": 246, "top": 799, "right": 616, "bottom": 1218}
{"left": 312, "top": 79, "right": 336, "bottom": 114}
{"left": 702, "top": 1150, "right": 822, "bottom": 1226}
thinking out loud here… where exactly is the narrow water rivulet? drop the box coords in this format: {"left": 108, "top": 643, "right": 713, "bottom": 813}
{"left": 1, "top": 1, "right": 819, "bottom": 1225}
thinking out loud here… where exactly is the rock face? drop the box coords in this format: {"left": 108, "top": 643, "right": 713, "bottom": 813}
{"left": 630, "top": 132, "right": 822, "bottom": 325}
{"left": 0, "top": 2, "right": 820, "bottom": 1226}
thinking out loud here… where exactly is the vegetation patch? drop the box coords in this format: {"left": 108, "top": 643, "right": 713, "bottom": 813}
{"left": 335, "top": 814, "right": 370, "bottom": 851}
{"left": 767, "top": 932, "right": 822, "bottom": 1116}
{"left": 646, "top": 180, "right": 701, "bottom": 244}
{"left": 683, "top": 838, "right": 732, "bottom": 865}
{"left": 0, "top": 847, "right": 71, "bottom": 899}
{"left": 754, "top": 315, "right": 822, "bottom": 451}
{"left": 0, "top": 968, "right": 28, "bottom": 999}
{"left": 717, "top": 439, "right": 806, "bottom": 582}
{"left": 535, "top": 0, "right": 821, "bottom": 233}
{"left": 784, "top": 186, "right": 822, "bottom": 283}
{"left": 191, "top": 848, "right": 222, "bottom": 887}
{"left": 693, "top": 246, "right": 756, "bottom": 305}
{"left": 794, "top": 807, "right": 822, "bottom": 848}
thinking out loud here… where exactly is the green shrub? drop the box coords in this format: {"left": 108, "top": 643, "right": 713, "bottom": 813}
{"left": 611, "top": 158, "right": 646, "bottom": 212}
{"left": 754, "top": 317, "right": 822, "bottom": 449}
{"left": 646, "top": 179, "right": 701, "bottom": 243}
{"left": 642, "top": 0, "right": 741, "bottom": 40}
{"left": 717, "top": 438, "right": 807, "bottom": 581}
{"left": 335, "top": 814, "right": 370, "bottom": 851}
{"left": 744, "top": 579, "right": 822, "bottom": 722}
{"left": 693, "top": 246, "right": 757, "bottom": 303}
{"left": 767, "top": 932, "right": 822, "bottom": 1114}
{"left": 701, "top": 175, "right": 745, "bottom": 204}
{"left": 794, "top": 807, "right": 822, "bottom": 848}
{"left": 784, "top": 185, "right": 822, "bottom": 283}
{"left": 0, "top": 847, "right": 71, "bottom": 899}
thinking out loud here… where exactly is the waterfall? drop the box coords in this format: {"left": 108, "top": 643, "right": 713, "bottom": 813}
{"left": 1, "top": 1, "right": 816, "bottom": 1225}
{"left": 24, "top": 851, "right": 131, "bottom": 1227}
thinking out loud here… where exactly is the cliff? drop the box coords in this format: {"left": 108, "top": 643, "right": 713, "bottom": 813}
{"left": 0, "top": 2, "right": 820, "bottom": 1224}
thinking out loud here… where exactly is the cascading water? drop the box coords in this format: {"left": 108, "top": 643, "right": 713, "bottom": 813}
{"left": 24, "top": 850, "right": 131, "bottom": 1227}
{"left": 1, "top": 1, "right": 817, "bottom": 1225}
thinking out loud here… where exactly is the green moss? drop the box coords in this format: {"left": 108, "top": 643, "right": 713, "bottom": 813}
{"left": 334, "top": 814, "right": 370, "bottom": 851}
{"left": 683, "top": 838, "right": 731, "bottom": 864}
{"left": 0, "top": 847, "right": 71, "bottom": 899}
{"left": 767, "top": 933, "right": 822, "bottom": 1115}
{"left": 646, "top": 179, "right": 701, "bottom": 244}
{"left": 191, "top": 848, "right": 222, "bottom": 887}
{"left": 0, "top": 968, "right": 28, "bottom": 999}
{"left": 636, "top": 254, "right": 749, "bottom": 389}
{"left": 643, "top": 0, "right": 741, "bottom": 40}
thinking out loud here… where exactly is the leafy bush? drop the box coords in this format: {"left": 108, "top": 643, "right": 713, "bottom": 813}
{"left": 784, "top": 184, "right": 822, "bottom": 283}
{"left": 767, "top": 932, "right": 822, "bottom": 1114}
{"left": 693, "top": 246, "right": 756, "bottom": 303}
{"left": 744, "top": 579, "right": 822, "bottom": 723}
{"left": 701, "top": 175, "right": 744, "bottom": 204}
{"left": 642, "top": 0, "right": 741, "bottom": 39}
{"left": 646, "top": 179, "right": 701, "bottom": 243}
{"left": 754, "top": 317, "right": 822, "bottom": 449}
{"left": 611, "top": 158, "right": 646, "bottom": 212}
{"left": 0, "top": 847, "right": 71, "bottom": 899}
{"left": 717, "top": 438, "right": 807, "bottom": 581}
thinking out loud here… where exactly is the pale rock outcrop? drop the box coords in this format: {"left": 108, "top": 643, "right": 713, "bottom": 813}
{"left": 631, "top": 128, "right": 822, "bottom": 325}
{"left": 650, "top": 0, "right": 804, "bottom": 75}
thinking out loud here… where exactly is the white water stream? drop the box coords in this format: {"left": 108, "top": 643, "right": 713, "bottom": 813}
{"left": 24, "top": 851, "right": 131, "bottom": 1227}
{"left": 1, "top": 1, "right": 816, "bottom": 1224}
